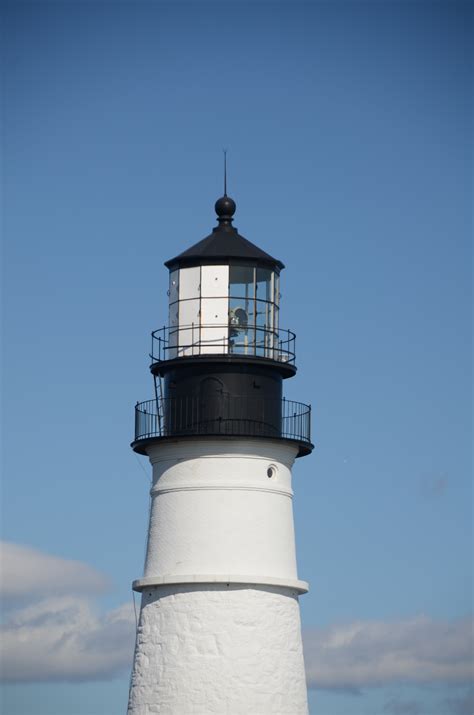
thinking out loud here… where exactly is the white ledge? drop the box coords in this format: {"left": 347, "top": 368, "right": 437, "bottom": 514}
{"left": 150, "top": 484, "right": 293, "bottom": 497}
{"left": 133, "top": 574, "right": 309, "bottom": 594}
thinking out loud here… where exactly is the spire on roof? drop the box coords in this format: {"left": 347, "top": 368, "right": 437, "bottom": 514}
{"left": 224, "top": 148, "right": 227, "bottom": 196}
{"left": 214, "top": 150, "right": 236, "bottom": 226}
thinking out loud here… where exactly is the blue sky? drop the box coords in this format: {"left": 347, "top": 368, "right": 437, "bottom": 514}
{"left": 2, "top": 1, "right": 472, "bottom": 714}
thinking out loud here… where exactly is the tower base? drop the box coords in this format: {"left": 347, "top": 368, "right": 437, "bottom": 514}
{"left": 128, "top": 582, "right": 308, "bottom": 715}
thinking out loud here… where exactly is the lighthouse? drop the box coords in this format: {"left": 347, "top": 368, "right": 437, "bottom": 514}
{"left": 127, "top": 191, "right": 313, "bottom": 714}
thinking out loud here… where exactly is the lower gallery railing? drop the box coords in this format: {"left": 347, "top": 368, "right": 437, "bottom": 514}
{"left": 134, "top": 396, "right": 311, "bottom": 445}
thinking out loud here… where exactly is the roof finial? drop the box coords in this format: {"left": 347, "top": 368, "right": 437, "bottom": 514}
{"left": 223, "top": 148, "right": 227, "bottom": 196}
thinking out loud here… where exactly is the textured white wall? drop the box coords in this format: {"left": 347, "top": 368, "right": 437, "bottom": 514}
{"left": 128, "top": 583, "right": 308, "bottom": 715}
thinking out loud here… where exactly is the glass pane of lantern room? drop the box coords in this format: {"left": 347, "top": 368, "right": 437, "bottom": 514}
{"left": 178, "top": 299, "right": 200, "bottom": 356}
{"left": 273, "top": 273, "right": 280, "bottom": 340}
{"left": 229, "top": 265, "right": 254, "bottom": 299}
{"left": 179, "top": 266, "right": 201, "bottom": 300}
{"left": 274, "top": 273, "right": 280, "bottom": 308}
{"left": 256, "top": 267, "right": 272, "bottom": 303}
{"left": 168, "top": 270, "right": 179, "bottom": 359}
{"left": 178, "top": 267, "right": 201, "bottom": 356}
{"left": 256, "top": 268, "right": 273, "bottom": 357}
{"left": 255, "top": 300, "right": 275, "bottom": 357}
{"left": 169, "top": 270, "right": 179, "bottom": 304}
{"left": 200, "top": 265, "right": 229, "bottom": 354}
{"left": 229, "top": 265, "right": 255, "bottom": 355}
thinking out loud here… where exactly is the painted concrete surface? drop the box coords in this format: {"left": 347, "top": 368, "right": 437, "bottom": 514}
{"left": 128, "top": 439, "right": 309, "bottom": 714}
{"left": 144, "top": 440, "right": 300, "bottom": 584}
{"left": 128, "top": 583, "right": 308, "bottom": 715}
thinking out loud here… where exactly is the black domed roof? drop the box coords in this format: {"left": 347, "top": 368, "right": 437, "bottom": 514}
{"left": 165, "top": 195, "right": 284, "bottom": 272}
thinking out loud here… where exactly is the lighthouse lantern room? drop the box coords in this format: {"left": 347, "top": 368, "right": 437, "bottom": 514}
{"left": 128, "top": 192, "right": 313, "bottom": 715}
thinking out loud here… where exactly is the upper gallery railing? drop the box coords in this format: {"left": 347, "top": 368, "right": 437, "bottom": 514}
{"left": 151, "top": 325, "right": 296, "bottom": 364}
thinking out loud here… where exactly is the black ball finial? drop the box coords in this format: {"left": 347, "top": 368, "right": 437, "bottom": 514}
{"left": 215, "top": 195, "right": 236, "bottom": 224}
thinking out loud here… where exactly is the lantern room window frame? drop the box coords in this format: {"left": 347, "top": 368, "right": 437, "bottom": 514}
{"left": 167, "top": 263, "right": 281, "bottom": 358}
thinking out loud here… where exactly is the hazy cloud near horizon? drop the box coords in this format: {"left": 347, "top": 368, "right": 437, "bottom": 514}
{"left": 1, "top": 541, "right": 472, "bottom": 698}
{"left": 1, "top": 596, "right": 135, "bottom": 682}
{"left": 1, "top": 541, "right": 109, "bottom": 603}
{"left": 0, "top": 541, "right": 135, "bottom": 682}
{"left": 303, "top": 616, "right": 473, "bottom": 690}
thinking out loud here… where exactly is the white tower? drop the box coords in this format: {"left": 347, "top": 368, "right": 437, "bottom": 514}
{"left": 128, "top": 194, "right": 313, "bottom": 714}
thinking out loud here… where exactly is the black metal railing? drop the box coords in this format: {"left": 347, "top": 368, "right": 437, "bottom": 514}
{"left": 150, "top": 325, "right": 296, "bottom": 365}
{"left": 134, "top": 396, "right": 311, "bottom": 445}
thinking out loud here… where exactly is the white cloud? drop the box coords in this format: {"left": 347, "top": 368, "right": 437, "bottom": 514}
{"left": 2, "top": 542, "right": 473, "bottom": 689}
{"left": 304, "top": 616, "right": 474, "bottom": 690}
{"left": 0, "top": 542, "right": 109, "bottom": 602}
{"left": 0, "top": 542, "right": 134, "bottom": 683}
{"left": 0, "top": 596, "right": 136, "bottom": 682}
